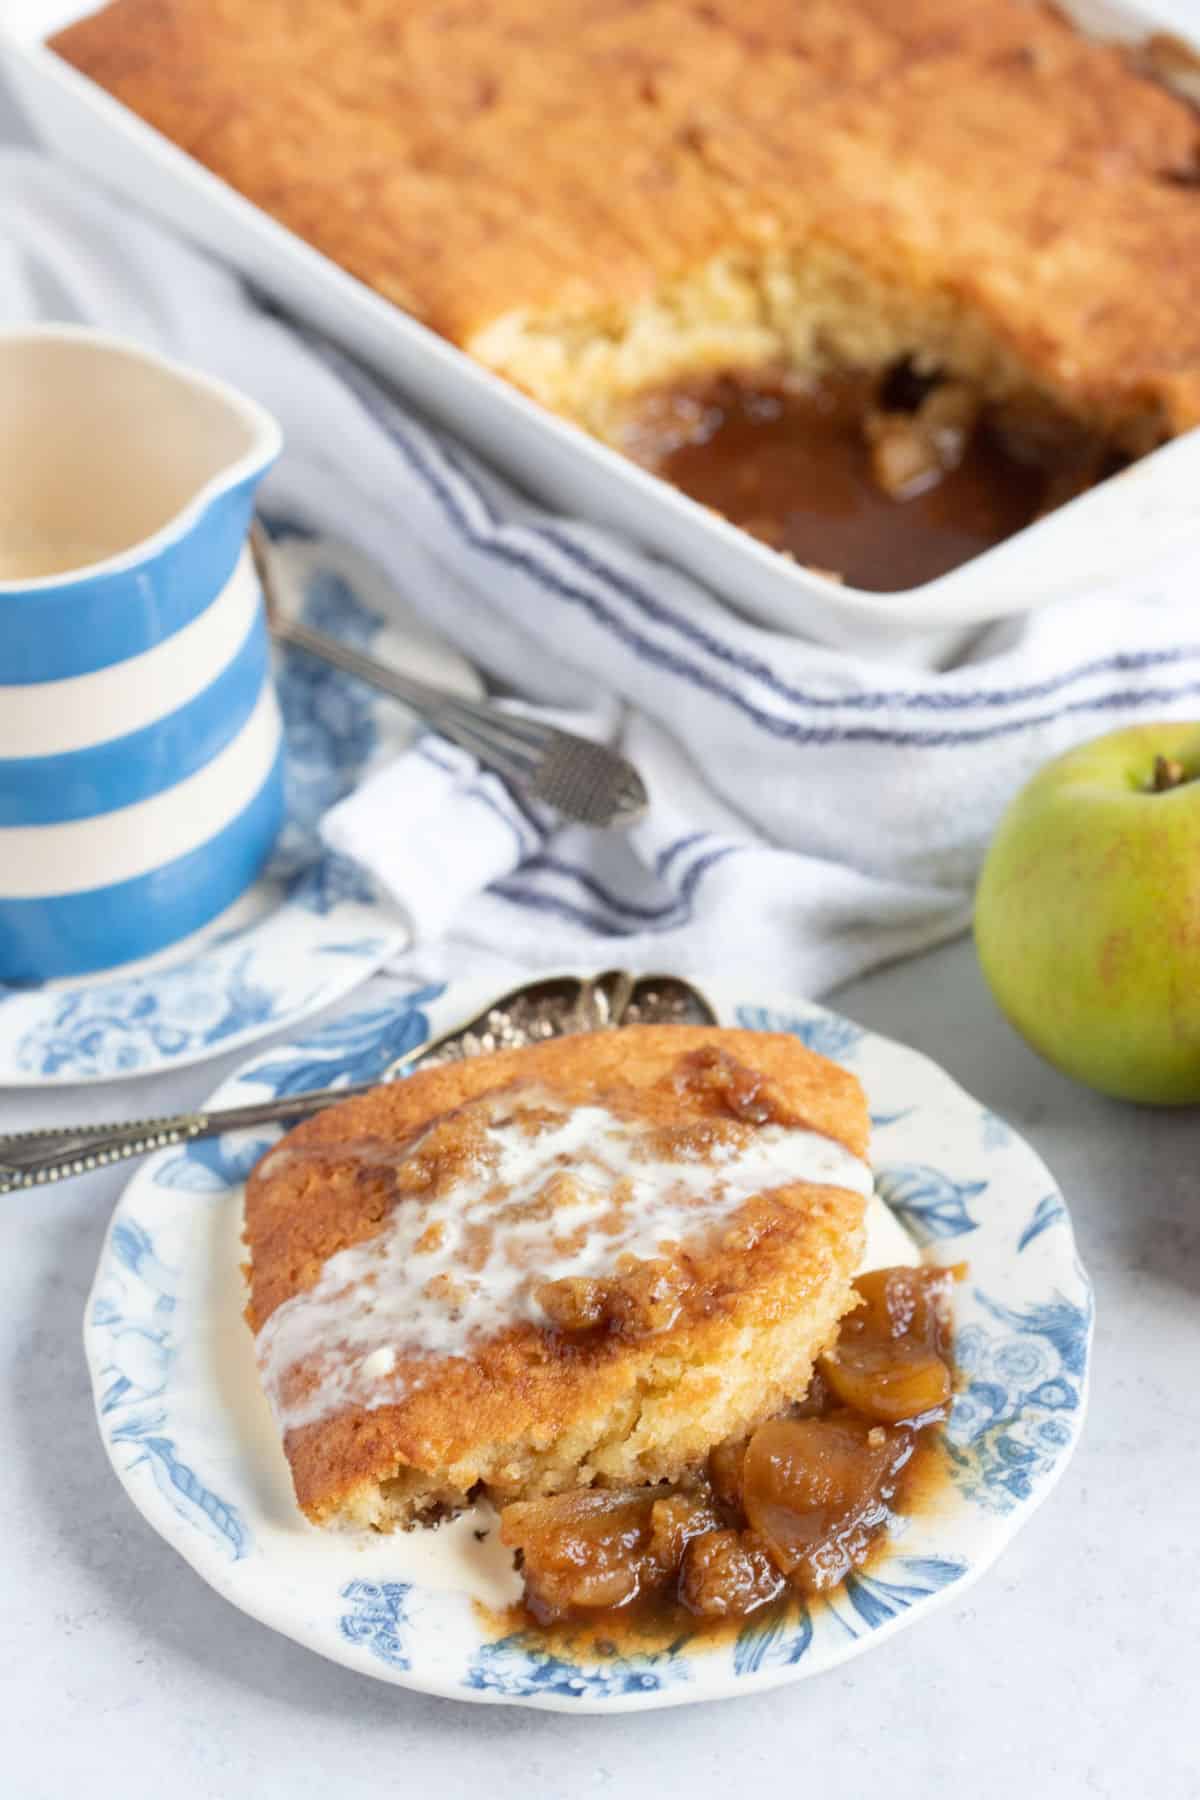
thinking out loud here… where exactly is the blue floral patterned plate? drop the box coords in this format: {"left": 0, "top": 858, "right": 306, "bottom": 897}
{"left": 83, "top": 974, "right": 1093, "bottom": 1711}
{"left": 0, "top": 537, "right": 478, "bottom": 1085}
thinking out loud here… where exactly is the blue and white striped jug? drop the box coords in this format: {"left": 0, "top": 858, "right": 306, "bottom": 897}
{"left": 0, "top": 326, "right": 285, "bottom": 981}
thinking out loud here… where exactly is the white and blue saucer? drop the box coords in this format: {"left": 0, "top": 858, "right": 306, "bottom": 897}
{"left": 0, "top": 536, "right": 478, "bottom": 1085}
{"left": 84, "top": 973, "right": 1093, "bottom": 1711}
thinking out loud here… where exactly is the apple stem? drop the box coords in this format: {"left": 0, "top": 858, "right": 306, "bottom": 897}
{"left": 1151, "top": 754, "right": 1189, "bottom": 792}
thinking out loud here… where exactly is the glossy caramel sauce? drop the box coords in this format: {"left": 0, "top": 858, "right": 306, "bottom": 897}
{"left": 627, "top": 368, "right": 1088, "bottom": 592}
{"left": 475, "top": 1428, "right": 951, "bottom": 1666}
{"left": 478, "top": 1263, "right": 962, "bottom": 1661}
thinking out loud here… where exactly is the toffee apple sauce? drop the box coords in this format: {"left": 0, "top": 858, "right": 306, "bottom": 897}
{"left": 501, "top": 1262, "right": 958, "bottom": 1635}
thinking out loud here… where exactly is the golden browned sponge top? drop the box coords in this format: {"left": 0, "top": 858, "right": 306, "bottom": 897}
{"left": 54, "top": 0, "right": 1200, "bottom": 442}
{"left": 241, "top": 1025, "right": 871, "bottom": 1529}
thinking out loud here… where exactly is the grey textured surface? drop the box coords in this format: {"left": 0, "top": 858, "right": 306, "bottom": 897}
{"left": 2, "top": 66, "right": 1199, "bottom": 1800}
{"left": 1, "top": 74, "right": 33, "bottom": 144}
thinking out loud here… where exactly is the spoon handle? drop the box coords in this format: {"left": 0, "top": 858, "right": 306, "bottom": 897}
{"left": 0, "top": 1083, "right": 382, "bottom": 1193}
{"left": 0, "top": 971, "right": 717, "bottom": 1193}
{"left": 253, "top": 526, "right": 647, "bottom": 827}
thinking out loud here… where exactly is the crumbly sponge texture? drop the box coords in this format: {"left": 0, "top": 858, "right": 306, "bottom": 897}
{"left": 54, "top": 1, "right": 1200, "bottom": 449}
{"left": 242, "top": 1025, "right": 870, "bottom": 1530}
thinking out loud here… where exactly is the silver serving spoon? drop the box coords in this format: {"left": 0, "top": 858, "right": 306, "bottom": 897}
{"left": 253, "top": 525, "right": 648, "bottom": 828}
{"left": 0, "top": 969, "right": 717, "bottom": 1193}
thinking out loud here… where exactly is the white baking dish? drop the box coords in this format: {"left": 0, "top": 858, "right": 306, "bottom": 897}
{"left": 4, "top": 0, "right": 1198, "bottom": 665}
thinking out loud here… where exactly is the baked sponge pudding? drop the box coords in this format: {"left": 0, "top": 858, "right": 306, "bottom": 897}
{"left": 54, "top": 0, "right": 1200, "bottom": 457}
{"left": 242, "top": 1026, "right": 872, "bottom": 1532}
{"left": 53, "top": 1, "right": 1200, "bottom": 587}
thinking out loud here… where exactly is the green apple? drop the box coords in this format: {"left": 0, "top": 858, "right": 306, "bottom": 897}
{"left": 975, "top": 721, "right": 1200, "bottom": 1104}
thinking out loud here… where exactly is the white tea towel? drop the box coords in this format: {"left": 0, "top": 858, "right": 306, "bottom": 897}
{"left": 4, "top": 147, "right": 1200, "bottom": 997}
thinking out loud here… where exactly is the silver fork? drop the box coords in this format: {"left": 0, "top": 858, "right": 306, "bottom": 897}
{"left": 0, "top": 970, "right": 717, "bottom": 1193}
{"left": 254, "top": 525, "right": 647, "bottom": 828}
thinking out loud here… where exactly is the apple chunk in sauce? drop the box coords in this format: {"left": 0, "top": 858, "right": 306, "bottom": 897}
{"left": 819, "top": 1265, "right": 955, "bottom": 1426}
{"left": 501, "top": 1264, "right": 957, "bottom": 1626}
